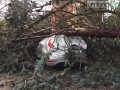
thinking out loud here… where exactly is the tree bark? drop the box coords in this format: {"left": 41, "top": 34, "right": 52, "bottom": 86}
{"left": 35, "top": 28, "right": 120, "bottom": 38}
{"left": 63, "top": 29, "right": 120, "bottom": 38}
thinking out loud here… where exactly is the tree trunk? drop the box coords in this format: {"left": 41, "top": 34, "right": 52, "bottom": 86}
{"left": 63, "top": 29, "right": 120, "bottom": 38}
{"left": 37, "top": 28, "right": 120, "bottom": 38}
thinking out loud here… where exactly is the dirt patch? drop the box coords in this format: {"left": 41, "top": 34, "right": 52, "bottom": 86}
{"left": 0, "top": 73, "right": 26, "bottom": 90}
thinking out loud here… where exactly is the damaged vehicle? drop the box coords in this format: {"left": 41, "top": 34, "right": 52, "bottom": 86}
{"left": 36, "top": 35, "right": 87, "bottom": 67}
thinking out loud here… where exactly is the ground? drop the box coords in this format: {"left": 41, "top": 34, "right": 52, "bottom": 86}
{"left": 0, "top": 68, "right": 119, "bottom": 90}
{"left": 0, "top": 73, "right": 24, "bottom": 90}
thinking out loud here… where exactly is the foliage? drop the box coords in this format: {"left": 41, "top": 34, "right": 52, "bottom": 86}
{"left": 0, "top": 20, "right": 7, "bottom": 30}
{"left": 5, "top": 0, "right": 26, "bottom": 27}
{"left": 0, "top": 0, "right": 120, "bottom": 90}
{"left": 7, "top": 38, "right": 120, "bottom": 89}
{"left": 84, "top": 38, "right": 120, "bottom": 89}
{"left": 5, "top": 0, "right": 51, "bottom": 30}
{"left": 103, "top": 14, "right": 120, "bottom": 29}
{"left": 34, "top": 53, "right": 51, "bottom": 75}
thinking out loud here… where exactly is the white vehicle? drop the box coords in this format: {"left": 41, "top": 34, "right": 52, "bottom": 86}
{"left": 36, "top": 35, "right": 87, "bottom": 67}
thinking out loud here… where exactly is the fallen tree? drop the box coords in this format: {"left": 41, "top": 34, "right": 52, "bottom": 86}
{"left": 29, "top": 28, "right": 120, "bottom": 38}
{"left": 63, "top": 28, "right": 120, "bottom": 38}
{"left": 1, "top": 27, "right": 120, "bottom": 51}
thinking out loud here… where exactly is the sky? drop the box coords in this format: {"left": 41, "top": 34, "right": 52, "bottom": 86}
{"left": 0, "top": 0, "right": 10, "bottom": 20}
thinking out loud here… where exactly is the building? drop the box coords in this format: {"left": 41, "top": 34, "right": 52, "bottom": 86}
{"left": 51, "top": 0, "right": 85, "bottom": 30}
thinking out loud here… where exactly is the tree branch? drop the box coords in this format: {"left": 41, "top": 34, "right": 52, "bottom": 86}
{"left": 26, "top": 1, "right": 69, "bottom": 29}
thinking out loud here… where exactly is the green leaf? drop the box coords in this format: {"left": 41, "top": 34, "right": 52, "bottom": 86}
{"left": 46, "top": 74, "right": 55, "bottom": 82}
{"left": 21, "top": 65, "right": 29, "bottom": 74}
{"left": 34, "top": 59, "right": 45, "bottom": 75}
{"left": 12, "top": 83, "right": 23, "bottom": 90}
{"left": 111, "top": 82, "right": 120, "bottom": 89}
{"left": 27, "top": 79, "right": 37, "bottom": 88}
{"left": 68, "top": 0, "right": 74, "bottom": 4}
{"left": 90, "top": 82, "right": 99, "bottom": 89}
{"left": 84, "top": 66, "right": 89, "bottom": 73}
{"left": 34, "top": 53, "right": 50, "bottom": 75}
{"left": 11, "top": 65, "right": 17, "bottom": 72}
{"left": 54, "top": 85, "right": 59, "bottom": 90}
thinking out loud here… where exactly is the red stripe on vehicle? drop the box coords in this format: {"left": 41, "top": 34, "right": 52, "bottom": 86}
{"left": 48, "top": 39, "right": 54, "bottom": 48}
{"left": 48, "top": 60, "right": 55, "bottom": 62}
